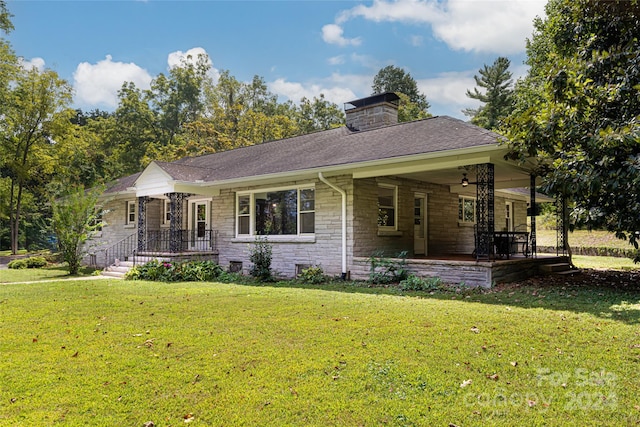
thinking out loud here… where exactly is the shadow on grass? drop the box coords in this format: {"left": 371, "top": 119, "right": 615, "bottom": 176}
{"left": 227, "top": 269, "right": 640, "bottom": 325}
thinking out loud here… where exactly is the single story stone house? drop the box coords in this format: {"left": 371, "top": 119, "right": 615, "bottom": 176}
{"left": 91, "top": 93, "right": 565, "bottom": 287}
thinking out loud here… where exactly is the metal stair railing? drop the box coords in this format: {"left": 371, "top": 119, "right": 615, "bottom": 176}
{"left": 102, "top": 233, "right": 138, "bottom": 268}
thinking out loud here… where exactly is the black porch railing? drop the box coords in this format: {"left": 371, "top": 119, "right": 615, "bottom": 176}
{"left": 101, "top": 233, "right": 138, "bottom": 268}
{"left": 143, "top": 229, "right": 218, "bottom": 253}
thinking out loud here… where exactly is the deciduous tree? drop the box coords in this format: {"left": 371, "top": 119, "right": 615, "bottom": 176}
{"left": 0, "top": 65, "right": 73, "bottom": 254}
{"left": 372, "top": 65, "right": 430, "bottom": 121}
{"left": 504, "top": 0, "right": 640, "bottom": 258}
{"left": 51, "top": 185, "right": 104, "bottom": 275}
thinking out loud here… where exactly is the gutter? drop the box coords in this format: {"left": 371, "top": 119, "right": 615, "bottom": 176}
{"left": 318, "top": 172, "right": 348, "bottom": 279}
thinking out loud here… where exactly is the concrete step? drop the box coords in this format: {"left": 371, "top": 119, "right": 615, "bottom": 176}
{"left": 556, "top": 269, "right": 581, "bottom": 276}
{"left": 105, "top": 266, "right": 131, "bottom": 274}
{"left": 540, "top": 263, "right": 572, "bottom": 273}
{"left": 101, "top": 270, "right": 126, "bottom": 278}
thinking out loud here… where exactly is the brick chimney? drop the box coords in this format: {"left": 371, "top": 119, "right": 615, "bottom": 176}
{"left": 344, "top": 92, "right": 400, "bottom": 132}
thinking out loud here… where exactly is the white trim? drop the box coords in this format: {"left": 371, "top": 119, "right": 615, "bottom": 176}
{"left": 126, "top": 200, "right": 137, "bottom": 226}
{"left": 236, "top": 185, "right": 316, "bottom": 238}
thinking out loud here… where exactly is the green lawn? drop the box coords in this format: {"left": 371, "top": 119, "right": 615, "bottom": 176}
{"left": 1, "top": 277, "right": 639, "bottom": 426}
{"left": 536, "top": 229, "right": 636, "bottom": 250}
{"left": 0, "top": 265, "right": 98, "bottom": 284}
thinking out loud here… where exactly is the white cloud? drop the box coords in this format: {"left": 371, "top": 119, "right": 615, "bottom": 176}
{"left": 322, "top": 24, "right": 362, "bottom": 47}
{"left": 418, "top": 70, "right": 480, "bottom": 118}
{"left": 167, "top": 47, "right": 220, "bottom": 83}
{"left": 419, "top": 63, "right": 530, "bottom": 119}
{"left": 329, "top": 0, "right": 546, "bottom": 54}
{"left": 73, "top": 55, "right": 152, "bottom": 109}
{"left": 409, "top": 35, "right": 423, "bottom": 47}
{"left": 19, "top": 57, "right": 45, "bottom": 71}
{"left": 328, "top": 55, "right": 346, "bottom": 65}
{"left": 269, "top": 77, "right": 359, "bottom": 106}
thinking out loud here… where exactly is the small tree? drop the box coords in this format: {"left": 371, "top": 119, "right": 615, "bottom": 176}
{"left": 51, "top": 185, "right": 104, "bottom": 275}
{"left": 248, "top": 235, "right": 273, "bottom": 282}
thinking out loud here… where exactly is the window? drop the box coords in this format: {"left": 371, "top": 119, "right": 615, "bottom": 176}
{"left": 237, "top": 195, "right": 250, "bottom": 235}
{"left": 162, "top": 200, "right": 172, "bottom": 226}
{"left": 458, "top": 196, "right": 475, "bottom": 223}
{"left": 126, "top": 201, "right": 136, "bottom": 226}
{"left": 377, "top": 185, "right": 397, "bottom": 229}
{"left": 299, "top": 188, "right": 315, "bottom": 234}
{"left": 236, "top": 186, "right": 315, "bottom": 236}
{"left": 90, "top": 209, "right": 103, "bottom": 234}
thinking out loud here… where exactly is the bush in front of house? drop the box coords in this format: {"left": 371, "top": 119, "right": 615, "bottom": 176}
{"left": 399, "top": 274, "right": 443, "bottom": 292}
{"left": 249, "top": 236, "right": 274, "bottom": 282}
{"left": 125, "top": 260, "right": 223, "bottom": 282}
{"left": 8, "top": 256, "right": 48, "bottom": 269}
{"left": 368, "top": 251, "right": 409, "bottom": 284}
{"left": 296, "top": 265, "right": 329, "bottom": 284}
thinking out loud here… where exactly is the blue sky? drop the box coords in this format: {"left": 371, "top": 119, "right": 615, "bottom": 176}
{"left": 7, "top": 0, "right": 547, "bottom": 119}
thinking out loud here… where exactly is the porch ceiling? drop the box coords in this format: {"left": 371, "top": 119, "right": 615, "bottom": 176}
{"left": 353, "top": 147, "right": 540, "bottom": 192}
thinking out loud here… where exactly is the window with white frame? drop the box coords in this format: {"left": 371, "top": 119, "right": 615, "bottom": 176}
{"left": 162, "top": 200, "right": 171, "bottom": 226}
{"left": 458, "top": 196, "right": 476, "bottom": 223}
{"left": 377, "top": 184, "right": 397, "bottom": 229}
{"left": 90, "top": 208, "right": 103, "bottom": 234}
{"left": 236, "top": 186, "right": 315, "bottom": 236}
{"left": 126, "top": 200, "right": 136, "bottom": 226}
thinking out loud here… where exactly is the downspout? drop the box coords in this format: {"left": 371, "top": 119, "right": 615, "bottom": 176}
{"left": 318, "top": 172, "right": 348, "bottom": 279}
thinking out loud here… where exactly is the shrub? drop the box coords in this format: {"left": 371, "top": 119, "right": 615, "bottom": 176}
{"left": 178, "top": 260, "right": 222, "bottom": 281}
{"left": 125, "top": 260, "right": 222, "bottom": 282}
{"left": 8, "top": 259, "right": 27, "bottom": 269}
{"left": 7, "top": 256, "right": 48, "bottom": 269}
{"left": 297, "top": 265, "right": 328, "bottom": 284}
{"left": 399, "top": 274, "right": 443, "bottom": 291}
{"left": 25, "top": 256, "right": 47, "bottom": 268}
{"left": 368, "top": 251, "right": 409, "bottom": 284}
{"left": 249, "top": 236, "right": 274, "bottom": 282}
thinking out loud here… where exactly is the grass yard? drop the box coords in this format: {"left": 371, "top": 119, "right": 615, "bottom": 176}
{"left": 0, "top": 265, "right": 98, "bottom": 284}
{"left": 573, "top": 255, "right": 640, "bottom": 271}
{"left": 536, "top": 229, "right": 636, "bottom": 250}
{"left": 1, "top": 275, "right": 639, "bottom": 426}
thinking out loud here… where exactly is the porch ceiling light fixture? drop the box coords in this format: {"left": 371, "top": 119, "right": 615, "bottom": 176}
{"left": 461, "top": 173, "right": 477, "bottom": 187}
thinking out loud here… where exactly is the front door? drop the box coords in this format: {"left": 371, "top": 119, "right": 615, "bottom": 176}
{"left": 414, "top": 195, "right": 428, "bottom": 255}
{"left": 189, "top": 200, "right": 210, "bottom": 250}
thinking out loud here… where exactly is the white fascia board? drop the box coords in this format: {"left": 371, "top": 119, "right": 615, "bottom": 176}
{"left": 353, "top": 154, "right": 493, "bottom": 179}
{"left": 173, "top": 182, "right": 220, "bottom": 197}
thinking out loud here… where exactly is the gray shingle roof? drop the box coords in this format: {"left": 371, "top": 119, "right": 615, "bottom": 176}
{"left": 105, "top": 172, "right": 141, "bottom": 194}
{"left": 106, "top": 115, "right": 503, "bottom": 193}
{"left": 168, "top": 116, "right": 501, "bottom": 182}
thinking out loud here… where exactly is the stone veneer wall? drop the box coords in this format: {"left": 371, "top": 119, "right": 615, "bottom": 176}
{"left": 213, "top": 175, "right": 354, "bottom": 278}
{"left": 351, "top": 256, "right": 568, "bottom": 288}
{"left": 352, "top": 176, "right": 478, "bottom": 258}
